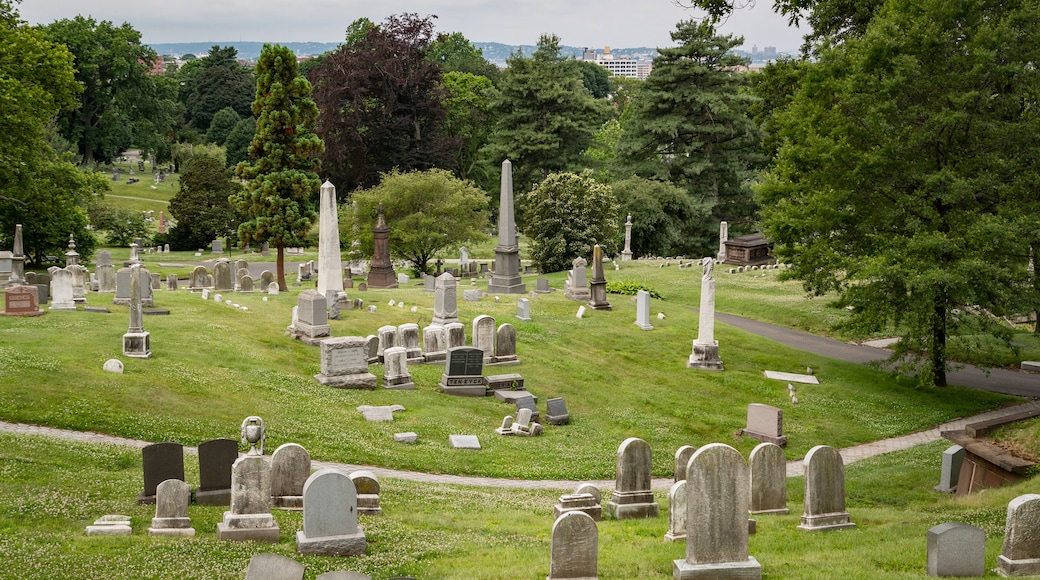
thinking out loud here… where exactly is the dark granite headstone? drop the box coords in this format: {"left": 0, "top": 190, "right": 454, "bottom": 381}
{"left": 515, "top": 395, "right": 540, "bottom": 423}
{"left": 196, "top": 438, "right": 239, "bottom": 505}
{"left": 439, "top": 346, "right": 486, "bottom": 396}
{"left": 138, "top": 442, "right": 185, "bottom": 504}
{"left": 546, "top": 397, "right": 570, "bottom": 425}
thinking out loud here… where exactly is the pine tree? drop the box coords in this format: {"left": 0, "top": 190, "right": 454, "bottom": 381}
{"left": 232, "top": 44, "right": 324, "bottom": 291}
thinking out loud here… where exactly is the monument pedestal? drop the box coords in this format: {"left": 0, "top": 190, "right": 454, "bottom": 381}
{"left": 605, "top": 490, "right": 659, "bottom": 520}
{"left": 673, "top": 557, "right": 761, "bottom": 579}
{"left": 148, "top": 516, "right": 196, "bottom": 537}
{"left": 487, "top": 251, "right": 526, "bottom": 294}
{"left": 366, "top": 267, "right": 398, "bottom": 289}
{"left": 587, "top": 281, "right": 611, "bottom": 310}
{"left": 123, "top": 331, "right": 151, "bottom": 358}
{"left": 439, "top": 374, "right": 487, "bottom": 396}
{"left": 998, "top": 555, "right": 1040, "bottom": 577}
{"left": 687, "top": 341, "right": 722, "bottom": 371}
{"left": 296, "top": 529, "right": 367, "bottom": 556}
{"left": 217, "top": 512, "right": 280, "bottom": 542}
{"left": 314, "top": 371, "right": 377, "bottom": 389}
{"left": 797, "top": 511, "right": 856, "bottom": 531}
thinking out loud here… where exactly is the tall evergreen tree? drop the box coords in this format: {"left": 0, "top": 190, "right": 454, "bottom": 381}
{"left": 482, "top": 35, "right": 610, "bottom": 195}
{"left": 232, "top": 44, "right": 324, "bottom": 291}
{"left": 616, "top": 20, "right": 762, "bottom": 256}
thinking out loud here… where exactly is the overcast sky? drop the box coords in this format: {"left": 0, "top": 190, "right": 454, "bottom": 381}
{"left": 19, "top": 0, "right": 806, "bottom": 53}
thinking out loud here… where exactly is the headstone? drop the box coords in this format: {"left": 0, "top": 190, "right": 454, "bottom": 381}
{"left": 357, "top": 405, "right": 395, "bottom": 422}
{"left": 293, "top": 290, "right": 331, "bottom": 343}
{"left": 364, "top": 334, "right": 379, "bottom": 364}
{"left": 717, "top": 221, "right": 729, "bottom": 262}
{"left": 268, "top": 282, "right": 279, "bottom": 295}
{"left": 553, "top": 483, "right": 602, "bottom": 521}
{"left": 3, "top": 285, "right": 42, "bottom": 316}
{"left": 445, "top": 322, "right": 466, "bottom": 349}
{"left": 394, "top": 432, "right": 418, "bottom": 444}
{"left": 213, "top": 260, "right": 233, "bottom": 291}
{"left": 211, "top": 239, "right": 223, "bottom": 254}
{"left": 749, "top": 442, "right": 789, "bottom": 514}
{"left": 687, "top": 257, "right": 723, "bottom": 370}
{"left": 440, "top": 346, "right": 486, "bottom": 396}
{"left": 217, "top": 454, "right": 280, "bottom": 542}
{"left": 244, "top": 553, "right": 304, "bottom": 580}
{"left": 472, "top": 315, "right": 496, "bottom": 364}
{"left": 517, "top": 297, "right": 531, "bottom": 322}
{"left": 350, "top": 470, "right": 382, "bottom": 516}
{"left": 397, "top": 323, "right": 423, "bottom": 363}
{"left": 259, "top": 271, "right": 274, "bottom": 293}
{"left": 148, "top": 479, "right": 195, "bottom": 536}
{"left": 634, "top": 290, "right": 654, "bottom": 330}
{"left": 762, "top": 370, "right": 819, "bottom": 384}
{"left": 430, "top": 272, "right": 459, "bottom": 325}
{"left": 621, "top": 214, "right": 634, "bottom": 261}
{"left": 271, "top": 443, "right": 311, "bottom": 509}
{"left": 376, "top": 325, "right": 398, "bottom": 362}
{"left": 487, "top": 160, "right": 526, "bottom": 294}
{"left": 49, "top": 268, "right": 76, "bottom": 310}
{"left": 463, "top": 289, "right": 481, "bottom": 302}
{"left": 605, "top": 437, "right": 659, "bottom": 519}
{"left": 449, "top": 434, "right": 481, "bottom": 449}
{"left": 674, "top": 443, "right": 760, "bottom": 579}
{"left": 122, "top": 265, "right": 151, "bottom": 358}
{"left": 935, "top": 444, "right": 965, "bottom": 493}
{"left": 382, "top": 346, "right": 416, "bottom": 390}
{"left": 314, "top": 336, "right": 378, "bottom": 389}
{"left": 514, "top": 395, "right": 541, "bottom": 423}
{"left": 260, "top": 242, "right": 270, "bottom": 257}
{"left": 102, "top": 359, "right": 123, "bottom": 373}
{"left": 927, "top": 522, "right": 985, "bottom": 577}
{"left": 547, "top": 511, "right": 598, "bottom": 580}
{"left": 165, "top": 274, "right": 178, "bottom": 291}
{"left": 546, "top": 397, "right": 570, "bottom": 425}
{"left": 196, "top": 438, "right": 238, "bottom": 506}
{"left": 564, "top": 257, "right": 590, "bottom": 301}
{"left": 998, "top": 494, "right": 1040, "bottom": 576}
{"left": 575, "top": 305, "right": 586, "bottom": 319}
{"left": 97, "top": 260, "right": 116, "bottom": 293}
{"left": 797, "top": 445, "right": 855, "bottom": 531}
{"left": 85, "top": 514, "right": 132, "bottom": 536}
{"left": 665, "top": 479, "right": 687, "bottom": 542}
{"left": 366, "top": 204, "right": 398, "bottom": 288}
{"left": 674, "top": 446, "right": 697, "bottom": 482}
{"left": 137, "top": 265, "right": 154, "bottom": 307}
{"left": 188, "top": 265, "right": 211, "bottom": 292}
{"left": 234, "top": 260, "right": 249, "bottom": 284}
{"left": 586, "top": 244, "right": 611, "bottom": 310}
{"left": 489, "top": 323, "right": 519, "bottom": 366}
{"left": 741, "top": 404, "right": 787, "bottom": 446}
{"left": 396, "top": 273, "right": 409, "bottom": 285}
{"left": 138, "top": 442, "right": 185, "bottom": 504}
{"left": 422, "top": 325, "right": 448, "bottom": 363}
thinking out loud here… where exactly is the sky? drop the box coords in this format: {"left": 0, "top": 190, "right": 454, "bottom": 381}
{"left": 19, "top": 0, "right": 807, "bottom": 53}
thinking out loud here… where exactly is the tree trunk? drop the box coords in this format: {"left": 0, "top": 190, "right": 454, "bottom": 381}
{"left": 932, "top": 295, "right": 948, "bottom": 387}
{"left": 276, "top": 244, "right": 287, "bottom": 291}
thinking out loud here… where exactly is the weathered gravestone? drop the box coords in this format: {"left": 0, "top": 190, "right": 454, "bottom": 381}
{"left": 449, "top": 434, "right": 481, "bottom": 449}
{"left": 545, "top": 397, "right": 570, "bottom": 426}
{"left": 3, "top": 285, "right": 42, "bottom": 316}
{"left": 634, "top": 289, "right": 654, "bottom": 330}
{"left": 196, "top": 438, "right": 238, "bottom": 506}
{"left": 927, "top": 522, "right": 985, "bottom": 577}
{"left": 239, "top": 275, "right": 255, "bottom": 293}
{"left": 97, "top": 251, "right": 116, "bottom": 292}
{"left": 586, "top": 244, "right": 611, "bottom": 311}
{"left": 687, "top": 257, "right": 723, "bottom": 371}
{"left": 665, "top": 479, "right": 687, "bottom": 542}
{"left": 271, "top": 443, "right": 311, "bottom": 509}
{"left": 492, "top": 323, "right": 519, "bottom": 365}
{"left": 535, "top": 277, "right": 551, "bottom": 294}
{"left": 293, "top": 290, "right": 330, "bottom": 344}
{"left": 472, "top": 315, "right": 496, "bottom": 364}
{"left": 166, "top": 274, "right": 178, "bottom": 291}
{"left": 217, "top": 454, "right": 280, "bottom": 542}
{"left": 376, "top": 325, "right": 397, "bottom": 363}
{"left": 798, "top": 445, "right": 855, "bottom": 531}
{"left": 564, "top": 257, "right": 590, "bottom": 301}
{"left": 122, "top": 264, "right": 151, "bottom": 358}
{"left": 605, "top": 437, "right": 659, "bottom": 520}
{"left": 515, "top": 395, "right": 540, "bottom": 423}
{"left": 148, "top": 478, "right": 195, "bottom": 536}
{"left": 547, "top": 511, "right": 599, "bottom": 580}
{"left": 244, "top": 553, "right": 304, "bottom": 580}
{"left": 749, "top": 442, "right": 789, "bottom": 514}
{"left": 440, "top": 346, "right": 486, "bottom": 396}
{"left": 517, "top": 297, "right": 532, "bottom": 322}
{"left": 49, "top": 268, "right": 76, "bottom": 310}
{"left": 314, "top": 336, "right": 377, "bottom": 389}
{"left": 138, "top": 442, "right": 185, "bottom": 504}
{"left": 397, "top": 323, "right": 423, "bottom": 363}
{"left": 935, "top": 444, "right": 965, "bottom": 493}
{"left": 445, "top": 321, "right": 466, "bottom": 349}
{"left": 295, "top": 468, "right": 367, "bottom": 556}
{"left": 349, "top": 470, "right": 382, "bottom": 516}
{"left": 85, "top": 514, "right": 132, "bottom": 536}
{"left": 487, "top": 160, "right": 526, "bottom": 294}
{"left": 235, "top": 260, "right": 249, "bottom": 287}
{"left": 741, "top": 404, "right": 787, "bottom": 447}
{"left": 422, "top": 325, "right": 448, "bottom": 364}
{"left": 259, "top": 271, "right": 274, "bottom": 293}
{"left": 998, "top": 494, "right": 1040, "bottom": 576}
{"left": 213, "top": 260, "right": 233, "bottom": 291}
{"left": 673, "top": 443, "right": 761, "bottom": 579}
{"left": 674, "top": 446, "right": 697, "bottom": 482}
{"left": 554, "top": 482, "right": 602, "bottom": 521}
{"left": 188, "top": 265, "right": 211, "bottom": 292}
{"left": 382, "top": 346, "right": 415, "bottom": 390}
{"left": 211, "top": 239, "right": 223, "bottom": 254}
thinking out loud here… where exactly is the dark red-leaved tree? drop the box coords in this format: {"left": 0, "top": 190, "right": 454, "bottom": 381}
{"left": 310, "top": 13, "right": 461, "bottom": 191}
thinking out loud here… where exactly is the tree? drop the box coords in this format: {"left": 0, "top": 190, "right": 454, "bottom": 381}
{"left": 224, "top": 117, "right": 256, "bottom": 167}
{"left": 205, "top": 106, "right": 240, "bottom": 146}
{"left": 311, "top": 13, "right": 460, "bottom": 192}
{"left": 182, "top": 46, "right": 255, "bottom": 131}
{"left": 232, "top": 44, "right": 324, "bottom": 291}
{"left": 577, "top": 60, "right": 611, "bottom": 99}
{"left": 521, "top": 171, "right": 619, "bottom": 272}
{"left": 87, "top": 205, "right": 149, "bottom": 247}
{"left": 427, "top": 31, "right": 500, "bottom": 83}
{"left": 441, "top": 72, "right": 495, "bottom": 182}
{"left": 344, "top": 169, "right": 489, "bottom": 274}
{"left": 612, "top": 177, "right": 708, "bottom": 258}
{"left": 616, "top": 20, "right": 763, "bottom": 256}
{"left": 757, "top": 0, "right": 1040, "bottom": 387}
{"left": 166, "top": 157, "right": 243, "bottom": 250}
{"left": 482, "top": 35, "right": 610, "bottom": 195}
{"left": 42, "top": 16, "right": 176, "bottom": 166}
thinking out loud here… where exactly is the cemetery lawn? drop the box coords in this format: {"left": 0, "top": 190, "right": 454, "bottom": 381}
{"left": 0, "top": 433, "right": 1025, "bottom": 579}
{"left": 0, "top": 261, "right": 1019, "bottom": 481}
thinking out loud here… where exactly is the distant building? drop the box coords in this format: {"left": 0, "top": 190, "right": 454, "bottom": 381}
{"left": 763, "top": 46, "right": 777, "bottom": 58}
{"left": 583, "top": 46, "right": 652, "bottom": 80}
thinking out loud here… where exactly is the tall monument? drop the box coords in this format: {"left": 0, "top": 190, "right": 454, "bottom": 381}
{"left": 316, "top": 180, "right": 344, "bottom": 298}
{"left": 366, "top": 204, "right": 398, "bottom": 289}
{"left": 586, "top": 244, "right": 611, "bottom": 311}
{"left": 717, "top": 221, "right": 729, "bottom": 263}
{"left": 487, "top": 160, "right": 526, "bottom": 294}
{"left": 9, "top": 224, "right": 24, "bottom": 285}
{"left": 621, "top": 214, "right": 633, "bottom": 261}
{"left": 687, "top": 257, "right": 723, "bottom": 370}
{"left": 122, "top": 264, "right": 151, "bottom": 358}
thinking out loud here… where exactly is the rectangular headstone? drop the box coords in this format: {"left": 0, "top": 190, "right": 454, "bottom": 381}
{"left": 449, "top": 435, "right": 481, "bottom": 450}
{"left": 742, "top": 404, "right": 787, "bottom": 446}
{"left": 763, "top": 370, "right": 819, "bottom": 384}
{"left": 440, "top": 346, "right": 486, "bottom": 396}
{"left": 546, "top": 397, "right": 570, "bottom": 425}
{"left": 935, "top": 445, "right": 965, "bottom": 493}
{"left": 196, "top": 438, "right": 238, "bottom": 506}
{"left": 928, "top": 522, "right": 985, "bottom": 577}
{"left": 138, "top": 442, "right": 185, "bottom": 504}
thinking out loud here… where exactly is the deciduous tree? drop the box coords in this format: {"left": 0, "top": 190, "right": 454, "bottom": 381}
{"left": 166, "top": 157, "right": 243, "bottom": 250}
{"left": 182, "top": 46, "right": 255, "bottom": 131}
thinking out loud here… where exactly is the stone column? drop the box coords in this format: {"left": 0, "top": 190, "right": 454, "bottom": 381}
{"left": 122, "top": 264, "right": 151, "bottom": 358}
{"left": 717, "top": 221, "right": 728, "bottom": 262}
{"left": 688, "top": 257, "right": 723, "bottom": 370}
{"left": 317, "top": 180, "right": 344, "bottom": 298}
{"left": 65, "top": 234, "right": 79, "bottom": 267}
{"left": 366, "top": 204, "right": 398, "bottom": 289}
{"left": 621, "top": 214, "right": 633, "bottom": 261}
{"left": 487, "top": 160, "right": 526, "bottom": 294}
{"left": 10, "top": 224, "right": 24, "bottom": 285}
{"left": 586, "top": 244, "right": 611, "bottom": 310}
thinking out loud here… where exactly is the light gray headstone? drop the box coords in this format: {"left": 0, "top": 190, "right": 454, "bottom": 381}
{"left": 798, "top": 445, "right": 855, "bottom": 531}
{"left": 376, "top": 325, "right": 397, "bottom": 358}
{"left": 297, "top": 290, "right": 328, "bottom": 326}
{"left": 606, "top": 437, "right": 659, "bottom": 520}
{"left": 260, "top": 270, "right": 274, "bottom": 292}
{"left": 536, "top": 278, "right": 550, "bottom": 293}
{"left": 244, "top": 553, "right": 304, "bottom": 580}
{"left": 213, "top": 260, "right": 233, "bottom": 291}
{"left": 165, "top": 274, "right": 178, "bottom": 291}
{"left": 666, "top": 479, "right": 687, "bottom": 541}
{"left": 548, "top": 511, "right": 598, "bottom": 579}
{"left": 302, "top": 468, "right": 359, "bottom": 537}
{"left": 49, "top": 268, "right": 75, "bottom": 310}
{"left": 749, "top": 443, "right": 789, "bottom": 514}
{"left": 449, "top": 435, "right": 480, "bottom": 450}
{"left": 575, "top": 483, "right": 601, "bottom": 505}
{"left": 927, "top": 522, "right": 985, "bottom": 577}
{"left": 445, "top": 322, "right": 466, "bottom": 349}
{"left": 495, "top": 323, "right": 517, "bottom": 362}
{"left": 634, "top": 289, "right": 654, "bottom": 330}
{"left": 935, "top": 444, "right": 965, "bottom": 493}
{"left": 998, "top": 494, "right": 1040, "bottom": 576}
{"left": 517, "top": 297, "right": 531, "bottom": 321}
{"left": 382, "top": 346, "right": 414, "bottom": 389}
{"left": 229, "top": 455, "right": 272, "bottom": 515}
{"left": 674, "top": 445, "right": 696, "bottom": 483}
{"left": 472, "top": 315, "right": 496, "bottom": 362}
{"left": 271, "top": 443, "right": 311, "bottom": 500}
{"left": 155, "top": 478, "right": 191, "bottom": 518}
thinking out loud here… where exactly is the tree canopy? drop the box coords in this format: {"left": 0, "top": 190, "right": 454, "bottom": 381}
{"left": 758, "top": 0, "right": 1040, "bottom": 386}
{"left": 166, "top": 156, "right": 243, "bottom": 250}
{"left": 427, "top": 31, "right": 500, "bottom": 83}
{"left": 181, "top": 46, "right": 255, "bottom": 131}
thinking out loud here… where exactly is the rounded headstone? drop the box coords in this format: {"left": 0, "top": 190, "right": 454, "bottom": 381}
{"left": 103, "top": 359, "right": 124, "bottom": 373}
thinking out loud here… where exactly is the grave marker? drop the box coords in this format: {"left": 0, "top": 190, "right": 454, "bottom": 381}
{"left": 314, "top": 336, "right": 378, "bottom": 389}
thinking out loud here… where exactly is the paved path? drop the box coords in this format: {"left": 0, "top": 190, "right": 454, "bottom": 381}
{"left": 3, "top": 400, "right": 1039, "bottom": 491}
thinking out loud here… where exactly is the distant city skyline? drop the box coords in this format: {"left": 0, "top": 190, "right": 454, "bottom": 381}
{"left": 19, "top": 0, "right": 808, "bottom": 54}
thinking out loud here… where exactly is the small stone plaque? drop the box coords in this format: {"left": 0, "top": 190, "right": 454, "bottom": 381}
{"left": 449, "top": 435, "right": 480, "bottom": 450}
{"left": 763, "top": 370, "right": 820, "bottom": 384}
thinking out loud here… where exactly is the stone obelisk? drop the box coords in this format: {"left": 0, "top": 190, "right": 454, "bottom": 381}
{"left": 586, "top": 244, "right": 611, "bottom": 310}
{"left": 366, "top": 204, "right": 398, "bottom": 289}
{"left": 10, "top": 224, "right": 24, "bottom": 285}
{"left": 687, "top": 257, "right": 723, "bottom": 370}
{"left": 122, "top": 264, "right": 152, "bottom": 358}
{"left": 621, "top": 214, "right": 633, "bottom": 261}
{"left": 717, "top": 221, "right": 728, "bottom": 263}
{"left": 316, "top": 180, "right": 344, "bottom": 298}
{"left": 487, "top": 160, "right": 526, "bottom": 294}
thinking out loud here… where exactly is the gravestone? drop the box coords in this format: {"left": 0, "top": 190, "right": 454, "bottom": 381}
{"left": 137, "top": 266, "right": 154, "bottom": 307}
{"left": 382, "top": 346, "right": 416, "bottom": 390}
{"left": 998, "top": 494, "right": 1040, "bottom": 576}
{"left": 487, "top": 159, "right": 526, "bottom": 294}
{"left": 741, "top": 404, "right": 787, "bottom": 447}
{"left": 366, "top": 204, "right": 398, "bottom": 288}
{"left": 148, "top": 479, "right": 195, "bottom": 536}
{"left": 293, "top": 290, "right": 331, "bottom": 344}
{"left": 196, "top": 438, "right": 238, "bottom": 506}
{"left": 217, "top": 454, "right": 280, "bottom": 542}
{"left": 268, "top": 283, "right": 280, "bottom": 295}
{"left": 213, "top": 260, "right": 233, "bottom": 291}
{"left": 422, "top": 325, "right": 448, "bottom": 363}
{"left": 260, "top": 242, "right": 270, "bottom": 257}
{"left": 364, "top": 335, "right": 379, "bottom": 364}
{"left": 397, "top": 323, "right": 423, "bottom": 363}
{"left": 687, "top": 257, "right": 723, "bottom": 370}
{"left": 97, "top": 262, "right": 116, "bottom": 293}
{"left": 472, "top": 315, "right": 496, "bottom": 364}
{"left": 450, "top": 434, "right": 481, "bottom": 449}
{"left": 554, "top": 483, "right": 602, "bottom": 520}
{"left": 445, "top": 322, "right": 466, "bottom": 349}
{"left": 113, "top": 267, "right": 132, "bottom": 305}
{"left": 211, "top": 239, "right": 223, "bottom": 254}
{"left": 138, "top": 442, "right": 185, "bottom": 504}
{"left": 927, "top": 522, "right": 985, "bottom": 577}
{"left": 586, "top": 244, "right": 611, "bottom": 310}
{"left": 515, "top": 395, "right": 540, "bottom": 423}
{"left": 314, "top": 336, "right": 377, "bottom": 389}
{"left": 535, "top": 277, "right": 551, "bottom": 294}
{"left": 492, "top": 323, "right": 519, "bottom": 365}
{"left": 564, "top": 257, "right": 590, "bottom": 301}
{"left": 244, "top": 553, "right": 304, "bottom": 580}
{"left": 749, "top": 442, "right": 789, "bottom": 514}
{"left": 665, "top": 479, "right": 687, "bottom": 542}
{"left": 798, "top": 445, "right": 856, "bottom": 531}
{"left": 485, "top": 372, "right": 523, "bottom": 391}
{"left": 546, "top": 397, "right": 570, "bottom": 425}
{"left": 634, "top": 290, "right": 654, "bottom": 330}
{"left": 317, "top": 181, "right": 345, "bottom": 298}
{"left": 674, "top": 446, "right": 697, "bottom": 482}
{"left": 68, "top": 264, "right": 88, "bottom": 303}
{"left": 166, "top": 274, "right": 178, "bottom": 291}
{"left": 122, "top": 264, "right": 151, "bottom": 358}
{"left": 271, "top": 443, "right": 311, "bottom": 509}
{"left": 3, "top": 285, "right": 42, "bottom": 316}
{"left": 517, "top": 297, "right": 531, "bottom": 322}
{"left": 463, "top": 289, "right": 480, "bottom": 302}
{"left": 622, "top": 214, "right": 634, "bottom": 261}
{"left": 423, "top": 273, "right": 435, "bottom": 292}
{"left": 440, "top": 346, "right": 486, "bottom": 396}
{"left": 235, "top": 260, "right": 249, "bottom": 286}
{"left": 674, "top": 443, "right": 760, "bottom": 579}
{"left": 376, "top": 325, "right": 398, "bottom": 362}
{"left": 85, "top": 514, "right": 132, "bottom": 536}
{"left": 239, "top": 274, "right": 254, "bottom": 293}
{"left": 49, "top": 268, "right": 76, "bottom": 310}
{"left": 605, "top": 437, "right": 659, "bottom": 519}
{"left": 547, "top": 511, "right": 598, "bottom": 580}
{"left": 350, "top": 470, "right": 382, "bottom": 516}
{"left": 189, "top": 265, "right": 211, "bottom": 292}
{"left": 260, "top": 271, "right": 274, "bottom": 293}
{"left": 935, "top": 444, "right": 965, "bottom": 493}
